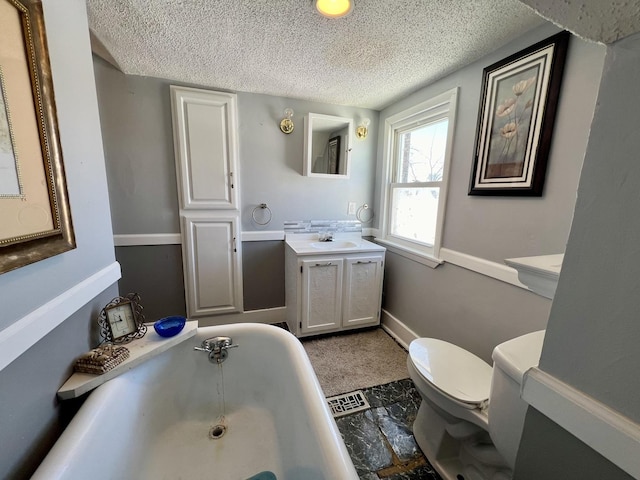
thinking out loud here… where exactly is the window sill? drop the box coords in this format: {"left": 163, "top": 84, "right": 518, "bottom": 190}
{"left": 373, "top": 238, "right": 444, "bottom": 269}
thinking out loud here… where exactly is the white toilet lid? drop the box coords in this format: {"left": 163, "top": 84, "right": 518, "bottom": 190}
{"left": 409, "top": 338, "right": 493, "bottom": 405}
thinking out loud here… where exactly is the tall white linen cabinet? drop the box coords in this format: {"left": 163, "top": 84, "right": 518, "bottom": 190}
{"left": 170, "top": 86, "right": 243, "bottom": 318}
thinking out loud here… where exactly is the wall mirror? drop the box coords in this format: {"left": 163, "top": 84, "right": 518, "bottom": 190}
{"left": 304, "top": 113, "right": 353, "bottom": 178}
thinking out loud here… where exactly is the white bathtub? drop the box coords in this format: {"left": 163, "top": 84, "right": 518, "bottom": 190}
{"left": 34, "top": 323, "right": 358, "bottom": 480}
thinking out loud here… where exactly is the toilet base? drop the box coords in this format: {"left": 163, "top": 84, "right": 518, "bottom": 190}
{"left": 413, "top": 401, "right": 512, "bottom": 480}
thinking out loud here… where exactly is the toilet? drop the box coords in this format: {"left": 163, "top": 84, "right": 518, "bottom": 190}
{"left": 407, "top": 330, "right": 545, "bottom": 480}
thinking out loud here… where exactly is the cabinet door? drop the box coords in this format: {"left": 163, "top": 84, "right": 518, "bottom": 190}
{"left": 171, "top": 86, "right": 239, "bottom": 210}
{"left": 182, "top": 215, "right": 243, "bottom": 317}
{"left": 343, "top": 256, "right": 384, "bottom": 328}
{"left": 300, "top": 258, "right": 343, "bottom": 335}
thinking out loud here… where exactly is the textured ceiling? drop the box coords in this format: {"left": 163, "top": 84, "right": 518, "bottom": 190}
{"left": 86, "top": 1, "right": 640, "bottom": 109}
{"left": 86, "top": 0, "right": 547, "bottom": 109}
{"left": 520, "top": 0, "right": 640, "bottom": 44}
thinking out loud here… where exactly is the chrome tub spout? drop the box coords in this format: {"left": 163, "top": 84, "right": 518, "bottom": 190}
{"left": 194, "top": 336, "right": 238, "bottom": 363}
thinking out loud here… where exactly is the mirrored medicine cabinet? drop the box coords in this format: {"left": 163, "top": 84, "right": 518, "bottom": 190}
{"left": 304, "top": 113, "right": 353, "bottom": 178}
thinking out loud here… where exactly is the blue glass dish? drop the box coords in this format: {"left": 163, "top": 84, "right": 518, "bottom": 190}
{"left": 154, "top": 316, "right": 186, "bottom": 338}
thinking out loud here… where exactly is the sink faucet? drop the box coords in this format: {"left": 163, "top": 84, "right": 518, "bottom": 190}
{"left": 318, "top": 232, "right": 334, "bottom": 242}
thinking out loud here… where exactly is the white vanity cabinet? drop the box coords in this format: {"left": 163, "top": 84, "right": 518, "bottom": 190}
{"left": 285, "top": 239, "right": 385, "bottom": 338}
{"left": 300, "top": 257, "right": 344, "bottom": 335}
{"left": 342, "top": 256, "right": 385, "bottom": 327}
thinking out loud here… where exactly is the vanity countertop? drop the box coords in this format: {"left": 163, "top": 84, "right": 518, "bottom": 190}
{"left": 285, "top": 233, "right": 385, "bottom": 256}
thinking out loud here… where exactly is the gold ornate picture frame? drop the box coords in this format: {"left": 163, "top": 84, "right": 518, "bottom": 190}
{"left": 0, "top": 0, "right": 75, "bottom": 274}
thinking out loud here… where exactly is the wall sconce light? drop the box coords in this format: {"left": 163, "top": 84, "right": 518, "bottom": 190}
{"left": 356, "top": 117, "right": 370, "bottom": 140}
{"left": 316, "top": 0, "right": 353, "bottom": 19}
{"left": 280, "top": 108, "right": 294, "bottom": 134}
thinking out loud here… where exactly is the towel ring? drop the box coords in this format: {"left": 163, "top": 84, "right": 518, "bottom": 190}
{"left": 356, "top": 204, "right": 374, "bottom": 224}
{"left": 252, "top": 203, "right": 272, "bottom": 226}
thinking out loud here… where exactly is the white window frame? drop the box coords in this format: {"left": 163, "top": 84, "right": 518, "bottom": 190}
{"left": 376, "top": 87, "right": 458, "bottom": 268}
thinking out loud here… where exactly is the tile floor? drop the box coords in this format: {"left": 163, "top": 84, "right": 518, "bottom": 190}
{"left": 271, "top": 322, "right": 441, "bottom": 479}
{"left": 335, "top": 379, "right": 442, "bottom": 480}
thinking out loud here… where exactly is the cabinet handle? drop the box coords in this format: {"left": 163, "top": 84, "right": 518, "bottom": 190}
{"left": 232, "top": 236, "right": 237, "bottom": 253}
{"left": 315, "top": 262, "right": 333, "bottom": 266}
{"left": 356, "top": 260, "right": 373, "bottom": 264}
{"left": 230, "top": 172, "right": 234, "bottom": 189}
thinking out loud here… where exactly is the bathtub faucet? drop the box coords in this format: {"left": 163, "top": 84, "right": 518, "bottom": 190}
{"left": 194, "top": 336, "right": 238, "bottom": 364}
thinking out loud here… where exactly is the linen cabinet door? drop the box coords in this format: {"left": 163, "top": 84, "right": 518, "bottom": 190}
{"left": 300, "top": 258, "right": 343, "bottom": 335}
{"left": 342, "top": 255, "right": 384, "bottom": 328}
{"left": 182, "top": 215, "right": 243, "bottom": 317}
{"left": 170, "top": 86, "right": 239, "bottom": 210}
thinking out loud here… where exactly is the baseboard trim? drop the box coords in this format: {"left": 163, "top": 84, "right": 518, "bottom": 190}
{"left": 0, "top": 262, "right": 122, "bottom": 372}
{"left": 522, "top": 367, "right": 640, "bottom": 479}
{"left": 196, "top": 306, "right": 287, "bottom": 327}
{"left": 380, "top": 309, "right": 418, "bottom": 350}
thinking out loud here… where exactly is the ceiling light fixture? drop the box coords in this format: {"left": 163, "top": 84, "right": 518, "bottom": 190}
{"left": 315, "top": 0, "right": 353, "bottom": 19}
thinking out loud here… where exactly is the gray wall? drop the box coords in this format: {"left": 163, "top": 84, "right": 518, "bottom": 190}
{"left": 383, "top": 252, "right": 552, "bottom": 360}
{"left": 242, "top": 241, "right": 285, "bottom": 310}
{"left": 0, "top": 1, "right": 118, "bottom": 478}
{"left": 94, "top": 24, "right": 608, "bottom": 361}
{"left": 375, "top": 24, "right": 606, "bottom": 361}
{"left": 515, "top": 32, "right": 640, "bottom": 478}
{"left": 0, "top": 287, "right": 117, "bottom": 480}
{"left": 94, "top": 59, "right": 180, "bottom": 235}
{"left": 115, "top": 245, "right": 186, "bottom": 321}
{"left": 238, "top": 92, "right": 378, "bottom": 231}
{"left": 377, "top": 24, "right": 604, "bottom": 263}
{"left": 93, "top": 58, "right": 379, "bottom": 312}
{"left": 516, "top": 408, "right": 634, "bottom": 480}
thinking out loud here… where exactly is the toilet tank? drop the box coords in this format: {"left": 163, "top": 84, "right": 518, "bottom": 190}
{"left": 488, "top": 330, "right": 545, "bottom": 469}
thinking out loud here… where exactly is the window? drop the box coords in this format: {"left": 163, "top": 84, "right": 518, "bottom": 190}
{"left": 378, "top": 88, "right": 458, "bottom": 267}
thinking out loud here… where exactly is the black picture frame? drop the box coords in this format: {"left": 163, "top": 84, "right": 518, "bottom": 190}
{"left": 469, "top": 31, "right": 570, "bottom": 196}
{"left": 328, "top": 135, "right": 341, "bottom": 174}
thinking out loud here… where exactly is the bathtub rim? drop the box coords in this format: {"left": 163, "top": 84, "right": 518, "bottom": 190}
{"left": 34, "top": 322, "right": 358, "bottom": 479}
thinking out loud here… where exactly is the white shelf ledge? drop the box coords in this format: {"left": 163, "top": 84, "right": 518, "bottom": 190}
{"left": 504, "top": 254, "right": 563, "bottom": 299}
{"left": 57, "top": 321, "right": 197, "bottom": 400}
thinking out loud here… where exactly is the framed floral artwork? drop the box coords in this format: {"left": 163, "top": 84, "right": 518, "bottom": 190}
{"left": 469, "top": 31, "right": 569, "bottom": 196}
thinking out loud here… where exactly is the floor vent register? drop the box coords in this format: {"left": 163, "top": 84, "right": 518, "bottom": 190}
{"left": 327, "top": 390, "right": 370, "bottom": 418}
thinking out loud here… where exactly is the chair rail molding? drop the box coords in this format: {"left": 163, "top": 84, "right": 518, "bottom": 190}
{"left": 0, "top": 262, "right": 121, "bottom": 371}
{"left": 522, "top": 367, "right": 640, "bottom": 479}
{"left": 113, "top": 233, "right": 182, "bottom": 246}
{"left": 113, "top": 229, "right": 377, "bottom": 246}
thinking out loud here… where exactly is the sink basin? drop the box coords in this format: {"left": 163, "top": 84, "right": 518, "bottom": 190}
{"left": 311, "top": 241, "right": 358, "bottom": 250}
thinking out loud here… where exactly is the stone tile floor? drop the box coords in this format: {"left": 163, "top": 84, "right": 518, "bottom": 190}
{"left": 270, "top": 322, "right": 441, "bottom": 479}
{"left": 335, "top": 379, "right": 442, "bottom": 480}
